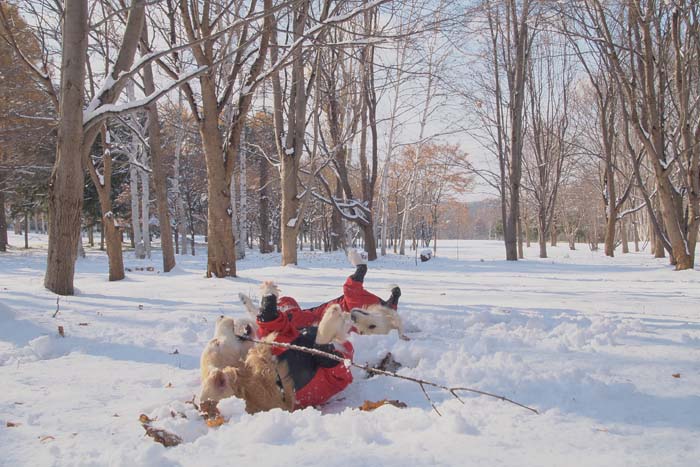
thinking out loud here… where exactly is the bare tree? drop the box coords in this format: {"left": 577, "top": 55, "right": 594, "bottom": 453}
{"left": 522, "top": 31, "right": 573, "bottom": 258}
{"left": 468, "top": 0, "right": 535, "bottom": 261}
{"left": 572, "top": 0, "right": 700, "bottom": 269}
{"left": 43, "top": 0, "right": 89, "bottom": 294}
{"left": 172, "top": 0, "right": 274, "bottom": 276}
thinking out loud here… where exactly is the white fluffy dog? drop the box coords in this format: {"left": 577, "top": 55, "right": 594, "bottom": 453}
{"left": 350, "top": 304, "right": 408, "bottom": 340}
{"left": 199, "top": 315, "right": 256, "bottom": 382}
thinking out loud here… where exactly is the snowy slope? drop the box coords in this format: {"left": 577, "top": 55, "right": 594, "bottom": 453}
{"left": 1, "top": 232, "right": 699, "bottom": 467}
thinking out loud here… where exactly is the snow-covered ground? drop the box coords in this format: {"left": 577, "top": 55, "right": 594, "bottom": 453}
{"left": 1, "top": 231, "right": 699, "bottom": 467}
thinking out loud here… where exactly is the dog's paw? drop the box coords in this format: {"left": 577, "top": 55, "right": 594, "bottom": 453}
{"left": 260, "top": 280, "right": 279, "bottom": 297}
{"left": 238, "top": 293, "right": 257, "bottom": 318}
{"left": 316, "top": 304, "right": 347, "bottom": 345}
{"left": 348, "top": 249, "right": 366, "bottom": 267}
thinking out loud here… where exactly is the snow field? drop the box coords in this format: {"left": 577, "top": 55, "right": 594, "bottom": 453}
{"left": 1, "top": 233, "right": 699, "bottom": 466}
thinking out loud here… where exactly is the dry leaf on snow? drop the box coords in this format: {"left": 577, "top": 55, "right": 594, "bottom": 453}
{"left": 142, "top": 425, "right": 182, "bottom": 447}
{"left": 359, "top": 399, "right": 408, "bottom": 411}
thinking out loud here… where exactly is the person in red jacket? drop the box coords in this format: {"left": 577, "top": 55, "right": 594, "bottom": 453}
{"left": 271, "top": 250, "right": 401, "bottom": 330}
{"left": 255, "top": 251, "right": 401, "bottom": 409}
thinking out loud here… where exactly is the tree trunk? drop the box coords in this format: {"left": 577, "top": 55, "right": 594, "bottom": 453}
{"left": 172, "top": 93, "right": 188, "bottom": 256}
{"left": 525, "top": 216, "right": 531, "bottom": 247}
{"left": 653, "top": 210, "right": 665, "bottom": 258}
{"left": 362, "top": 220, "right": 377, "bottom": 261}
{"left": 330, "top": 182, "right": 343, "bottom": 251}
{"left": 44, "top": 0, "right": 88, "bottom": 295}
{"left": 88, "top": 224, "right": 94, "bottom": 247}
{"left": 621, "top": 217, "right": 629, "bottom": 254}
{"left": 237, "top": 133, "right": 247, "bottom": 259}
{"left": 24, "top": 212, "right": 29, "bottom": 249}
{"left": 538, "top": 216, "right": 547, "bottom": 258}
{"left": 517, "top": 212, "right": 524, "bottom": 259}
{"left": 648, "top": 195, "right": 665, "bottom": 258}
{"left": 140, "top": 169, "right": 150, "bottom": 258}
{"left": 603, "top": 186, "right": 617, "bottom": 257}
{"left": 77, "top": 225, "right": 86, "bottom": 258}
{"left": 0, "top": 187, "right": 7, "bottom": 252}
{"left": 206, "top": 163, "right": 237, "bottom": 276}
{"left": 99, "top": 182, "right": 125, "bottom": 282}
{"left": 142, "top": 56, "right": 175, "bottom": 272}
{"left": 258, "top": 152, "right": 273, "bottom": 253}
{"left": 656, "top": 180, "right": 692, "bottom": 268}
{"left": 280, "top": 150, "right": 300, "bottom": 266}
{"left": 398, "top": 190, "right": 411, "bottom": 255}
{"left": 200, "top": 80, "right": 237, "bottom": 277}
{"left": 130, "top": 162, "right": 144, "bottom": 257}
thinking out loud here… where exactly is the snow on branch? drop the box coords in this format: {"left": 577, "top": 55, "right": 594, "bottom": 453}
{"left": 617, "top": 202, "right": 647, "bottom": 220}
{"left": 311, "top": 181, "right": 370, "bottom": 225}
{"left": 83, "top": 66, "right": 208, "bottom": 131}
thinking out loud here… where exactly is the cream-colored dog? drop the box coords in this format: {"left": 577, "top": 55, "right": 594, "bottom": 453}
{"left": 199, "top": 315, "right": 256, "bottom": 382}
{"left": 199, "top": 333, "right": 295, "bottom": 414}
{"left": 350, "top": 304, "right": 409, "bottom": 340}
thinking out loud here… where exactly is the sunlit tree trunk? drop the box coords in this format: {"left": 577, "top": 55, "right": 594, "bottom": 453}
{"left": 44, "top": 0, "right": 88, "bottom": 295}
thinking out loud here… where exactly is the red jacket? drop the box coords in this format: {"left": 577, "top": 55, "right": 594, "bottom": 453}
{"left": 255, "top": 277, "right": 385, "bottom": 408}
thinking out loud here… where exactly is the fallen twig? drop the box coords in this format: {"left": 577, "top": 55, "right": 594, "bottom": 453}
{"left": 52, "top": 296, "right": 60, "bottom": 318}
{"left": 238, "top": 335, "right": 539, "bottom": 416}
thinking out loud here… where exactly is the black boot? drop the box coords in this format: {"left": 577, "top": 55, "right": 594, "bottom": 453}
{"left": 257, "top": 293, "right": 279, "bottom": 322}
{"left": 349, "top": 264, "right": 368, "bottom": 283}
{"left": 386, "top": 286, "right": 401, "bottom": 308}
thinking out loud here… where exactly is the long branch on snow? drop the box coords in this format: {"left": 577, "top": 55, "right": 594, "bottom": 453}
{"left": 239, "top": 335, "right": 539, "bottom": 416}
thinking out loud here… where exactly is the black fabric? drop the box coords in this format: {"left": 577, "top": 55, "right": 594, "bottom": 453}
{"left": 278, "top": 328, "right": 318, "bottom": 390}
{"left": 314, "top": 343, "right": 343, "bottom": 368}
{"left": 257, "top": 294, "right": 279, "bottom": 322}
{"left": 349, "top": 264, "right": 368, "bottom": 283}
{"left": 278, "top": 327, "right": 342, "bottom": 390}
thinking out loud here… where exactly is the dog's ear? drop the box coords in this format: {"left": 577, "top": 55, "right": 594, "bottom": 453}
{"left": 209, "top": 368, "right": 227, "bottom": 388}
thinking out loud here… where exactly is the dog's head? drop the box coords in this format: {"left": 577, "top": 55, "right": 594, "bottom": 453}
{"left": 350, "top": 304, "right": 403, "bottom": 336}
{"left": 199, "top": 367, "right": 237, "bottom": 404}
{"left": 215, "top": 315, "right": 256, "bottom": 342}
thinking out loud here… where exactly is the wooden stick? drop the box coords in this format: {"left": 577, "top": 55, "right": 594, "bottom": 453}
{"left": 52, "top": 296, "right": 60, "bottom": 318}
{"left": 239, "top": 335, "right": 539, "bottom": 415}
